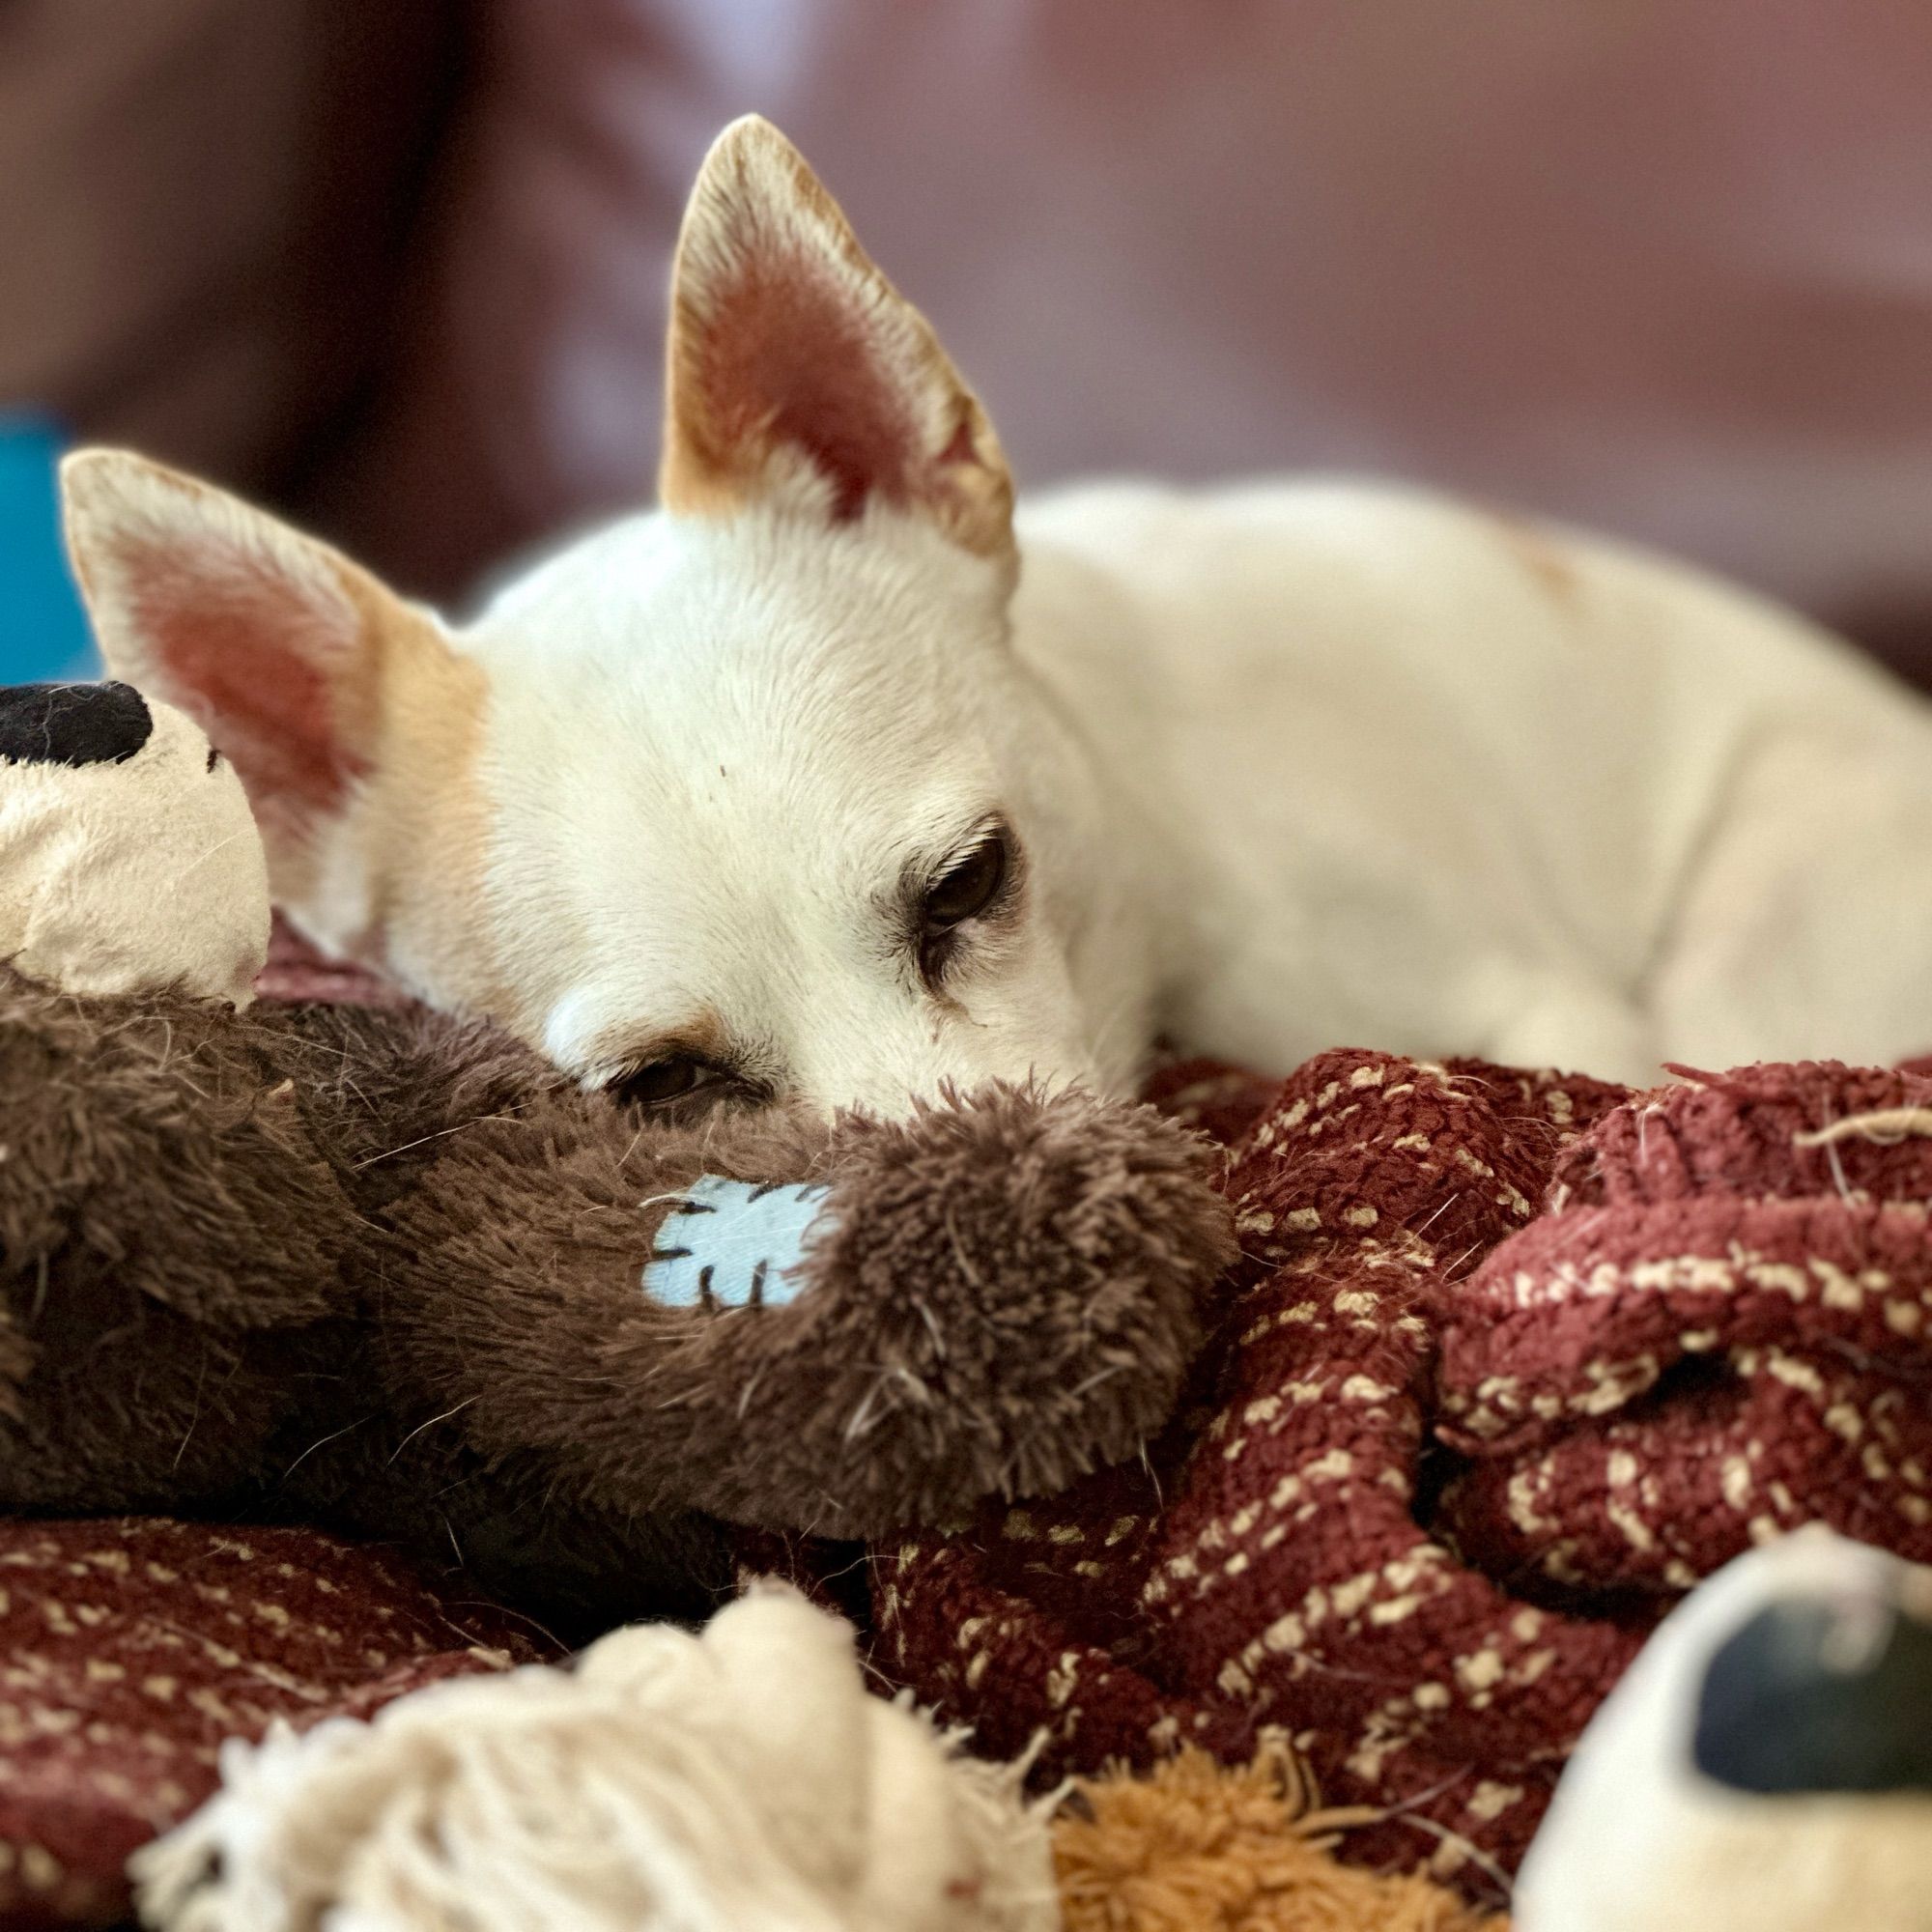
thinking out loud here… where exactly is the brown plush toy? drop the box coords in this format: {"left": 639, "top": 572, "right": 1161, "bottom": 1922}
{"left": 0, "top": 685, "right": 1233, "bottom": 1633}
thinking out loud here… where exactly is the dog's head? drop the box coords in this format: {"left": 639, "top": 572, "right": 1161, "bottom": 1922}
{"left": 61, "top": 119, "right": 1143, "bottom": 1118}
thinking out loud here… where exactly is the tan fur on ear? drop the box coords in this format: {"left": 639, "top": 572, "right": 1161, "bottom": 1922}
{"left": 63, "top": 450, "right": 418, "bottom": 837}
{"left": 60, "top": 450, "right": 496, "bottom": 998}
{"left": 660, "top": 117, "right": 1014, "bottom": 561}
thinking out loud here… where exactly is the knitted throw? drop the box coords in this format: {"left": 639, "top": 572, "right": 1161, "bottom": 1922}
{"left": 867, "top": 1051, "right": 1932, "bottom": 1893}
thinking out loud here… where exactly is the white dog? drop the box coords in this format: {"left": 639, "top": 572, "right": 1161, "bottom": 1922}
{"left": 56, "top": 117, "right": 1932, "bottom": 1115}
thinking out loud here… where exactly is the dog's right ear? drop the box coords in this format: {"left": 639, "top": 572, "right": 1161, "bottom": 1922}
{"left": 60, "top": 450, "right": 451, "bottom": 867}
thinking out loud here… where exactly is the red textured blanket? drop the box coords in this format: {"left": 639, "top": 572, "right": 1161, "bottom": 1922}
{"left": 0, "top": 1519, "right": 542, "bottom": 1926}
{"left": 865, "top": 1050, "right": 1932, "bottom": 1895}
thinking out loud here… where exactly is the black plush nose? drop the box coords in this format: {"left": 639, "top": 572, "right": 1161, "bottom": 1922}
{"left": 1694, "top": 1588, "right": 1932, "bottom": 1796}
{"left": 0, "top": 681, "right": 154, "bottom": 768}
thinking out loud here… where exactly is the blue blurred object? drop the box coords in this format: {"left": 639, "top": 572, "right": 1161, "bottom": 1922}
{"left": 0, "top": 415, "right": 99, "bottom": 684}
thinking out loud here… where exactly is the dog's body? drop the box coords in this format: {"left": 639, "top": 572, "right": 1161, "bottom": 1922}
{"left": 56, "top": 119, "right": 1932, "bottom": 1110}
{"left": 1010, "top": 475, "right": 1932, "bottom": 1087}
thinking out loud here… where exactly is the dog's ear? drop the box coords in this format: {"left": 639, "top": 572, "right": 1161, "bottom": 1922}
{"left": 60, "top": 450, "right": 453, "bottom": 867}
{"left": 660, "top": 116, "right": 1014, "bottom": 563}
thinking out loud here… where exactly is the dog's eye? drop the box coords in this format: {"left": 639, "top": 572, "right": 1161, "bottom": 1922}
{"left": 611, "top": 1057, "right": 712, "bottom": 1108}
{"left": 923, "top": 834, "right": 1009, "bottom": 932}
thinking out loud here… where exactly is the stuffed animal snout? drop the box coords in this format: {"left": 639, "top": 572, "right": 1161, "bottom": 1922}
{"left": 0, "top": 680, "right": 269, "bottom": 1005}
{"left": 1691, "top": 1541, "right": 1932, "bottom": 1801}
{"left": 1518, "top": 1528, "right": 1932, "bottom": 1932}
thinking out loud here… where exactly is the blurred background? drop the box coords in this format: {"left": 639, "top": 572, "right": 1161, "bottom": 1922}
{"left": 7, "top": 0, "right": 1932, "bottom": 682}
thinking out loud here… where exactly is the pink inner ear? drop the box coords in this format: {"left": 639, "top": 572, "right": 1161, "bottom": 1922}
{"left": 696, "top": 250, "right": 922, "bottom": 520}
{"left": 127, "top": 557, "right": 365, "bottom": 813}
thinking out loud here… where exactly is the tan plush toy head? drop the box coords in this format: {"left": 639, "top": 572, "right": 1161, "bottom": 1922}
{"left": 0, "top": 681, "right": 270, "bottom": 1006}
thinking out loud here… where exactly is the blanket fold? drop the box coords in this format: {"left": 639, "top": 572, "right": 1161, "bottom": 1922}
{"left": 867, "top": 1051, "right": 1932, "bottom": 1890}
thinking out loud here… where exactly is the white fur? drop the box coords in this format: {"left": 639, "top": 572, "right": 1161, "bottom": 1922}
{"left": 453, "top": 506, "right": 1135, "bottom": 1115}
{"left": 1012, "top": 476, "right": 1932, "bottom": 1085}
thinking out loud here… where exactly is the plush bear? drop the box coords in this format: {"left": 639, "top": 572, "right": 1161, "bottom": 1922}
{"left": 0, "top": 683, "right": 1235, "bottom": 1632}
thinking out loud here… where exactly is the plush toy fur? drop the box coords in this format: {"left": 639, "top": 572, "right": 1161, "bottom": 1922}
{"left": 0, "top": 964, "right": 1233, "bottom": 1631}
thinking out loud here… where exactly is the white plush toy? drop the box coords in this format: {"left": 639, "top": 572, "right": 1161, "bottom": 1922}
{"left": 134, "top": 1589, "right": 1060, "bottom": 1932}
{"left": 0, "top": 680, "right": 269, "bottom": 1004}
{"left": 1518, "top": 1527, "right": 1932, "bottom": 1932}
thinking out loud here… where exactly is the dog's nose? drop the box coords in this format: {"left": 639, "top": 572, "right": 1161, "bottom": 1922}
{"left": 1693, "top": 1585, "right": 1932, "bottom": 1795}
{"left": 0, "top": 681, "right": 153, "bottom": 768}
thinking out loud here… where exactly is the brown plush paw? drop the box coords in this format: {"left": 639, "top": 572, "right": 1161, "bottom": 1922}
{"left": 659, "top": 1083, "right": 1237, "bottom": 1536}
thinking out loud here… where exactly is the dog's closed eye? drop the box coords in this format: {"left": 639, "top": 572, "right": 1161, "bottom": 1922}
{"left": 609, "top": 1056, "right": 723, "bottom": 1109}
{"left": 597, "top": 1009, "right": 771, "bottom": 1116}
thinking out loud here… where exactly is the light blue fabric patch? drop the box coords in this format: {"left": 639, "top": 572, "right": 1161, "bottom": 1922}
{"left": 0, "top": 415, "right": 99, "bottom": 685}
{"left": 642, "top": 1174, "right": 834, "bottom": 1310}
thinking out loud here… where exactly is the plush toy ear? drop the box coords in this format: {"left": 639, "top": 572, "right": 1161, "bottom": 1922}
{"left": 660, "top": 117, "right": 1014, "bottom": 562}
{"left": 59, "top": 450, "right": 440, "bottom": 858}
